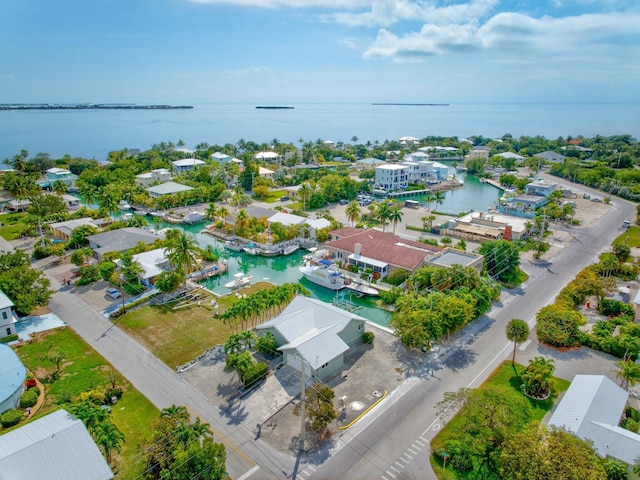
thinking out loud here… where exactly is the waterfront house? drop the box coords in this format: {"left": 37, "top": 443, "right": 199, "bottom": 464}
{"left": 534, "top": 151, "right": 565, "bottom": 163}
{"left": 146, "top": 181, "right": 194, "bottom": 198}
{"left": 525, "top": 180, "right": 558, "bottom": 197}
{"left": 266, "top": 212, "right": 331, "bottom": 240}
{"left": 254, "top": 151, "right": 282, "bottom": 164}
{"left": 469, "top": 146, "right": 491, "bottom": 159}
{"left": 86, "top": 227, "right": 157, "bottom": 259}
{"left": 0, "top": 409, "right": 114, "bottom": 480}
{"left": 116, "top": 248, "right": 168, "bottom": 286}
{"left": 211, "top": 152, "right": 243, "bottom": 166}
{"left": 61, "top": 194, "right": 81, "bottom": 210}
{"left": 399, "top": 136, "right": 419, "bottom": 146}
{"left": 7, "top": 199, "right": 31, "bottom": 212}
{"left": 38, "top": 167, "right": 78, "bottom": 190}
{"left": 323, "top": 140, "right": 335, "bottom": 149}
{"left": 49, "top": 217, "right": 104, "bottom": 241}
{"left": 0, "top": 289, "right": 18, "bottom": 339}
{"left": 400, "top": 154, "right": 449, "bottom": 184}
{"left": 324, "top": 228, "right": 442, "bottom": 279}
{"left": 171, "top": 158, "right": 205, "bottom": 172}
{"left": 427, "top": 248, "right": 484, "bottom": 272}
{"left": 548, "top": 375, "right": 640, "bottom": 465}
{"left": 135, "top": 168, "right": 172, "bottom": 187}
{"left": 256, "top": 296, "right": 367, "bottom": 380}
{"left": 495, "top": 152, "right": 524, "bottom": 161}
{"left": 374, "top": 164, "right": 408, "bottom": 192}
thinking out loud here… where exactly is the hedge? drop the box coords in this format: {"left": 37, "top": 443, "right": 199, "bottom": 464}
{"left": 363, "top": 332, "right": 375, "bottom": 344}
{"left": 242, "top": 362, "right": 268, "bottom": 388}
{"left": 1, "top": 333, "right": 18, "bottom": 343}
{"left": 19, "top": 389, "right": 38, "bottom": 408}
{"left": 0, "top": 409, "right": 23, "bottom": 428}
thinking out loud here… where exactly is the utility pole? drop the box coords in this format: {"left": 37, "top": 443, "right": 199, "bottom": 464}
{"left": 299, "top": 358, "right": 306, "bottom": 452}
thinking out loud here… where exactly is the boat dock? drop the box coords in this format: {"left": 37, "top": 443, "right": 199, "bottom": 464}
{"left": 479, "top": 178, "right": 506, "bottom": 191}
{"left": 385, "top": 179, "right": 463, "bottom": 199}
{"left": 186, "top": 262, "right": 228, "bottom": 282}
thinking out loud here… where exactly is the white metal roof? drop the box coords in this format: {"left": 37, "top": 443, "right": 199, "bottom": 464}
{"left": 0, "top": 409, "right": 113, "bottom": 480}
{"left": 305, "top": 218, "right": 331, "bottom": 230}
{"left": 172, "top": 158, "right": 205, "bottom": 167}
{"left": 268, "top": 212, "right": 306, "bottom": 227}
{"left": 0, "top": 288, "right": 15, "bottom": 310}
{"left": 146, "top": 181, "right": 194, "bottom": 196}
{"left": 348, "top": 253, "right": 388, "bottom": 269}
{"left": 257, "top": 296, "right": 366, "bottom": 370}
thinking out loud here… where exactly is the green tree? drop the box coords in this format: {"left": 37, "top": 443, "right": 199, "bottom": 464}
{"left": 0, "top": 250, "right": 54, "bottom": 315}
{"left": 376, "top": 202, "right": 392, "bottom": 232}
{"left": 27, "top": 193, "right": 66, "bottom": 218}
{"left": 70, "top": 224, "right": 99, "bottom": 248}
{"left": 612, "top": 244, "right": 631, "bottom": 263}
{"left": 615, "top": 359, "right": 640, "bottom": 390}
{"left": 506, "top": 319, "right": 529, "bottom": 365}
{"left": 94, "top": 421, "right": 125, "bottom": 465}
{"left": 500, "top": 423, "right": 607, "bottom": 480}
{"left": 433, "top": 191, "right": 445, "bottom": 210}
{"left": 478, "top": 239, "right": 521, "bottom": 282}
{"left": 52, "top": 180, "right": 68, "bottom": 196}
{"left": 388, "top": 205, "right": 403, "bottom": 234}
{"left": 294, "top": 383, "right": 338, "bottom": 435}
{"left": 603, "top": 459, "right": 627, "bottom": 480}
{"left": 424, "top": 193, "right": 434, "bottom": 211}
{"left": 154, "top": 270, "right": 184, "bottom": 294}
{"left": 165, "top": 230, "right": 200, "bottom": 279}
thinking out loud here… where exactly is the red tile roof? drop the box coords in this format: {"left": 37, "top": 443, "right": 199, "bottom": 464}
{"left": 329, "top": 227, "right": 363, "bottom": 239}
{"left": 326, "top": 229, "right": 442, "bottom": 271}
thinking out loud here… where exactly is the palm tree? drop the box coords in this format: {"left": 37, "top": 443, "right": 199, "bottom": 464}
{"left": 99, "top": 191, "right": 119, "bottom": 217}
{"left": 521, "top": 356, "right": 555, "bottom": 398}
{"left": 424, "top": 193, "right": 435, "bottom": 211}
{"left": 205, "top": 202, "right": 218, "bottom": 221}
{"left": 433, "top": 191, "right": 445, "bottom": 211}
{"left": 615, "top": 360, "right": 640, "bottom": 390}
{"left": 506, "top": 319, "right": 529, "bottom": 365}
{"left": 95, "top": 421, "right": 125, "bottom": 465}
{"left": 345, "top": 201, "right": 361, "bottom": 227}
{"left": 388, "top": 205, "right": 404, "bottom": 234}
{"left": 52, "top": 180, "right": 67, "bottom": 196}
{"left": 299, "top": 182, "right": 312, "bottom": 211}
{"left": 376, "top": 202, "right": 392, "bottom": 232}
{"left": 166, "top": 230, "right": 200, "bottom": 280}
{"left": 161, "top": 404, "right": 189, "bottom": 421}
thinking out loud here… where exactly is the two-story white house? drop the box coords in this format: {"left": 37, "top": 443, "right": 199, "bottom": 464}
{"left": 135, "top": 168, "right": 172, "bottom": 187}
{"left": 38, "top": 168, "right": 78, "bottom": 190}
{"left": 171, "top": 158, "right": 206, "bottom": 172}
{"left": 0, "top": 290, "right": 18, "bottom": 339}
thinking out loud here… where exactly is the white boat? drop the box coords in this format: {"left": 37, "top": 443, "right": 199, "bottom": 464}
{"left": 118, "top": 200, "right": 132, "bottom": 210}
{"left": 183, "top": 211, "right": 206, "bottom": 224}
{"left": 345, "top": 281, "right": 379, "bottom": 296}
{"left": 280, "top": 244, "right": 299, "bottom": 256}
{"left": 224, "top": 272, "right": 252, "bottom": 290}
{"left": 299, "top": 258, "right": 345, "bottom": 290}
{"left": 243, "top": 243, "right": 260, "bottom": 255}
{"left": 224, "top": 240, "right": 244, "bottom": 252}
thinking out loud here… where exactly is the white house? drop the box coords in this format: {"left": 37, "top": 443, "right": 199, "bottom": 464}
{"left": 39, "top": 168, "right": 78, "bottom": 190}
{"left": 496, "top": 152, "right": 525, "bottom": 161}
{"left": 374, "top": 164, "right": 408, "bottom": 192}
{"left": 254, "top": 151, "right": 282, "bottom": 163}
{"left": 548, "top": 375, "right": 640, "bottom": 465}
{"left": 399, "top": 136, "right": 419, "bottom": 146}
{"left": 135, "top": 168, "right": 172, "bottom": 187}
{"left": 211, "top": 152, "right": 243, "bottom": 166}
{"left": 534, "top": 151, "right": 566, "bottom": 163}
{"left": 171, "top": 158, "right": 206, "bottom": 172}
{"left": 146, "top": 181, "right": 194, "bottom": 198}
{"left": 116, "top": 248, "right": 168, "bottom": 285}
{"left": 256, "top": 296, "right": 367, "bottom": 380}
{"left": 258, "top": 166, "right": 274, "bottom": 180}
{"left": 0, "top": 289, "right": 18, "bottom": 339}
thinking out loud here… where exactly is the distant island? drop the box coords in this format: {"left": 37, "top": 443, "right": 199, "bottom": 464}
{"left": 372, "top": 103, "right": 449, "bottom": 106}
{"left": 255, "top": 106, "right": 294, "bottom": 109}
{"left": 0, "top": 103, "right": 193, "bottom": 111}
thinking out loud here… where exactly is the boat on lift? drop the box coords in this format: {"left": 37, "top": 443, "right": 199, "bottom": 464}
{"left": 345, "top": 280, "right": 379, "bottom": 296}
{"left": 118, "top": 200, "right": 132, "bottom": 210}
{"left": 299, "top": 249, "right": 345, "bottom": 290}
{"left": 224, "top": 272, "right": 252, "bottom": 290}
{"left": 243, "top": 243, "right": 261, "bottom": 255}
{"left": 183, "top": 211, "right": 206, "bottom": 224}
{"left": 280, "top": 243, "right": 300, "bottom": 256}
{"left": 224, "top": 239, "right": 244, "bottom": 252}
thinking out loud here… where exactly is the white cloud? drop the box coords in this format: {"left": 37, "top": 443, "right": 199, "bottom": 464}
{"left": 188, "top": 0, "right": 369, "bottom": 8}
{"left": 338, "top": 37, "right": 360, "bottom": 49}
{"left": 224, "top": 66, "right": 273, "bottom": 78}
{"left": 364, "top": 11, "right": 640, "bottom": 60}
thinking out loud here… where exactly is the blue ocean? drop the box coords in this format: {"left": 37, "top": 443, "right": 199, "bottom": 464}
{"left": 1, "top": 103, "right": 638, "bottom": 161}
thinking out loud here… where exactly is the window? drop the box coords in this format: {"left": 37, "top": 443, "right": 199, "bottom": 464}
{"left": 358, "top": 323, "right": 363, "bottom": 330}
{"left": 2, "top": 311, "right": 6, "bottom": 320}
{"left": 5, "top": 327, "right": 10, "bottom": 336}
{"left": 321, "top": 362, "right": 328, "bottom": 369}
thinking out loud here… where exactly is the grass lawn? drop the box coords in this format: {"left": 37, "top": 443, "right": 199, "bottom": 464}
{"left": 254, "top": 189, "right": 286, "bottom": 203}
{"left": 430, "top": 360, "right": 570, "bottom": 479}
{"left": 12, "top": 327, "right": 159, "bottom": 479}
{"left": 117, "top": 282, "right": 275, "bottom": 368}
{"left": 500, "top": 268, "right": 529, "bottom": 290}
{"left": 0, "top": 212, "right": 29, "bottom": 240}
{"left": 613, "top": 225, "right": 640, "bottom": 248}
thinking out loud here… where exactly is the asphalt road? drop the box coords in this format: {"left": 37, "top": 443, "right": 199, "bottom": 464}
{"left": 303, "top": 185, "right": 636, "bottom": 480}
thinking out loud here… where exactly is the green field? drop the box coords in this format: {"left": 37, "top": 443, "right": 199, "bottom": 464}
{"left": 12, "top": 327, "right": 158, "bottom": 479}
{"left": 614, "top": 225, "right": 640, "bottom": 248}
{"left": 0, "top": 212, "right": 29, "bottom": 240}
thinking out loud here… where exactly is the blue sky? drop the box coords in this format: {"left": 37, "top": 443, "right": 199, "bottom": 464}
{"left": 1, "top": 0, "right": 639, "bottom": 104}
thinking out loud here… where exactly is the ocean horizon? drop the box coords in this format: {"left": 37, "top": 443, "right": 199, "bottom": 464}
{"left": 1, "top": 102, "right": 638, "bottom": 161}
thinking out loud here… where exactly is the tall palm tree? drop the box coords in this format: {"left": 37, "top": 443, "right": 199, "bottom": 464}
{"left": 161, "top": 404, "right": 189, "bottom": 421}
{"left": 388, "top": 205, "right": 404, "bottom": 234}
{"left": 424, "top": 193, "right": 435, "bottom": 211}
{"left": 205, "top": 202, "right": 218, "bottom": 221}
{"left": 166, "top": 230, "right": 200, "bottom": 281}
{"left": 505, "top": 319, "right": 529, "bottom": 365}
{"left": 376, "top": 202, "right": 392, "bottom": 232}
{"left": 99, "top": 191, "right": 119, "bottom": 217}
{"left": 345, "top": 201, "right": 361, "bottom": 227}
{"left": 433, "top": 191, "right": 445, "bottom": 211}
{"left": 299, "top": 182, "right": 312, "bottom": 211}
{"left": 94, "top": 421, "right": 125, "bottom": 465}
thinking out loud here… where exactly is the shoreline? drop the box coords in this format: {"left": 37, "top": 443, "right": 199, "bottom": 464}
{"left": 0, "top": 103, "right": 193, "bottom": 111}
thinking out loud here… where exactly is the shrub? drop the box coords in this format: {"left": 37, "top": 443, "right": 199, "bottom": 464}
{"left": 622, "top": 417, "right": 640, "bottom": 433}
{"left": 1, "top": 333, "right": 18, "bottom": 343}
{"left": 443, "top": 439, "right": 473, "bottom": 473}
{"left": 600, "top": 298, "right": 635, "bottom": 318}
{"left": 363, "top": 332, "right": 375, "bottom": 344}
{"left": 0, "top": 409, "right": 23, "bottom": 428}
{"left": 626, "top": 406, "right": 640, "bottom": 422}
{"left": 242, "top": 362, "right": 268, "bottom": 388}
{"left": 19, "top": 389, "right": 38, "bottom": 408}
{"left": 76, "top": 389, "right": 106, "bottom": 405}
{"left": 32, "top": 246, "right": 50, "bottom": 260}
{"left": 256, "top": 333, "right": 278, "bottom": 356}
{"left": 225, "top": 353, "right": 237, "bottom": 369}
{"left": 105, "top": 387, "right": 123, "bottom": 402}
{"left": 385, "top": 268, "right": 410, "bottom": 287}
{"left": 123, "top": 282, "right": 145, "bottom": 296}
{"left": 25, "top": 378, "right": 37, "bottom": 389}
{"left": 380, "top": 287, "right": 402, "bottom": 305}
{"left": 99, "top": 261, "right": 116, "bottom": 281}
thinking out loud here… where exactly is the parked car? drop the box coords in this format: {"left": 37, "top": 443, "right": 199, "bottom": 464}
{"left": 280, "top": 196, "right": 290, "bottom": 202}
{"left": 339, "top": 199, "right": 349, "bottom": 205}
{"left": 106, "top": 288, "right": 121, "bottom": 300}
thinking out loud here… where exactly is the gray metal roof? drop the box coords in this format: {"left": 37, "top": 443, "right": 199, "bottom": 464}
{"left": 548, "top": 375, "right": 636, "bottom": 462}
{"left": 0, "top": 289, "right": 14, "bottom": 310}
{"left": 146, "top": 181, "right": 194, "bottom": 196}
{"left": 0, "top": 409, "right": 113, "bottom": 480}
{"left": 257, "top": 296, "right": 366, "bottom": 370}
{"left": 87, "top": 227, "right": 157, "bottom": 255}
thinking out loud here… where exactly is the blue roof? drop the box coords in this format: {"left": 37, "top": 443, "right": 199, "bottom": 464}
{"left": 0, "top": 344, "right": 26, "bottom": 410}
{"left": 319, "top": 259, "right": 333, "bottom": 266}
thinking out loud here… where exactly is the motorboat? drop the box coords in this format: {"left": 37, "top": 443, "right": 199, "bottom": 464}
{"left": 183, "top": 211, "right": 206, "bottom": 224}
{"left": 224, "top": 239, "right": 244, "bottom": 252}
{"left": 345, "top": 280, "right": 379, "bottom": 296}
{"left": 280, "top": 244, "right": 300, "bottom": 256}
{"left": 243, "top": 243, "right": 261, "bottom": 255}
{"left": 224, "top": 272, "right": 252, "bottom": 290}
{"left": 118, "top": 200, "right": 132, "bottom": 210}
{"left": 299, "top": 256, "right": 345, "bottom": 291}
